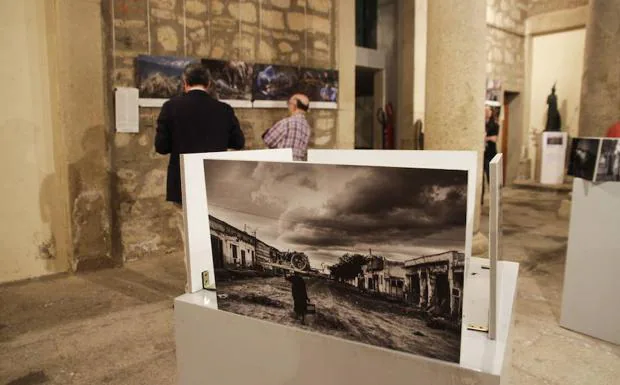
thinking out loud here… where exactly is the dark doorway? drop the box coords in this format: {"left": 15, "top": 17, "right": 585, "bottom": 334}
{"left": 211, "top": 235, "right": 224, "bottom": 268}
{"left": 231, "top": 244, "right": 238, "bottom": 265}
{"left": 356, "top": 0, "right": 378, "bottom": 49}
{"left": 409, "top": 274, "right": 420, "bottom": 305}
{"left": 435, "top": 273, "right": 451, "bottom": 316}
{"left": 420, "top": 272, "right": 428, "bottom": 307}
{"left": 241, "top": 250, "right": 246, "bottom": 267}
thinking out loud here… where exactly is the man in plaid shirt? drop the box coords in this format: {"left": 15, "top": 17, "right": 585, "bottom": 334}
{"left": 262, "top": 93, "right": 311, "bottom": 161}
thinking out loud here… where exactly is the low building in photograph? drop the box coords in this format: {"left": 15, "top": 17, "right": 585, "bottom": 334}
{"left": 404, "top": 251, "right": 465, "bottom": 319}
{"left": 361, "top": 255, "right": 406, "bottom": 299}
{"left": 209, "top": 216, "right": 257, "bottom": 269}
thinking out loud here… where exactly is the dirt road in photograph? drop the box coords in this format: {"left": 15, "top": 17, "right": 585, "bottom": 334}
{"left": 216, "top": 276, "right": 460, "bottom": 362}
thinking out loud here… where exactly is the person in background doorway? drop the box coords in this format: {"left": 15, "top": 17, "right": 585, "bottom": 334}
{"left": 154, "top": 62, "right": 245, "bottom": 292}
{"left": 484, "top": 106, "right": 500, "bottom": 184}
{"left": 262, "top": 93, "right": 311, "bottom": 161}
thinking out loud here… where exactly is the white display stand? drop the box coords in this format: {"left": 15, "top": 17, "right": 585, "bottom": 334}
{"left": 540, "top": 131, "right": 568, "bottom": 184}
{"left": 560, "top": 179, "right": 620, "bottom": 345}
{"left": 489, "top": 154, "right": 503, "bottom": 340}
{"left": 175, "top": 258, "right": 519, "bottom": 385}
{"left": 175, "top": 149, "right": 520, "bottom": 385}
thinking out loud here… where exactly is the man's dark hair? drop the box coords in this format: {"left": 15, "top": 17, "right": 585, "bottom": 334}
{"left": 296, "top": 99, "right": 309, "bottom": 112}
{"left": 183, "top": 62, "right": 209, "bottom": 87}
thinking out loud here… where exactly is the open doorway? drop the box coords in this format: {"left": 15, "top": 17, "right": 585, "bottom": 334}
{"left": 355, "top": 66, "right": 384, "bottom": 149}
{"left": 502, "top": 91, "right": 523, "bottom": 184}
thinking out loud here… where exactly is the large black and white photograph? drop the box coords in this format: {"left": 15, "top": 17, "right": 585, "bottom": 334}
{"left": 203, "top": 159, "right": 468, "bottom": 363}
{"left": 252, "top": 64, "right": 299, "bottom": 101}
{"left": 136, "top": 55, "right": 197, "bottom": 98}
{"left": 595, "top": 139, "right": 620, "bottom": 182}
{"left": 201, "top": 59, "right": 254, "bottom": 101}
{"left": 567, "top": 138, "right": 600, "bottom": 181}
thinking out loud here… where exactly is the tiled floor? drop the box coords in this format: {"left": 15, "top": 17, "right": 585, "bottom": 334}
{"left": 1, "top": 187, "right": 618, "bottom": 384}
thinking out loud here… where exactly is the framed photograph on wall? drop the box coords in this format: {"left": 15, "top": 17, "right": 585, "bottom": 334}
{"left": 201, "top": 59, "right": 254, "bottom": 101}
{"left": 136, "top": 55, "right": 198, "bottom": 99}
{"left": 296, "top": 67, "right": 338, "bottom": 102}
{"left": 252, "top": 64, "right": 300, "bottom": 101}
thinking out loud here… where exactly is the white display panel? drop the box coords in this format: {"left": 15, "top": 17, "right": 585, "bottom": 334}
{"left": 488, "top": 154, "right": 503, "bottom": 340}
{"left": 560, "top": 179, "right": 620, "bottom": 344}
{"left": 540, "top": 132, "right": 568, "bottom": 184}
{"left": 174, "top": 258, "right": 519, "bottom": 385}
{"left": 181, "top": 149, "right": 293, "bottom": 293}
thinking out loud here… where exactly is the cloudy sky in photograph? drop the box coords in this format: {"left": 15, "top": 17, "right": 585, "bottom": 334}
{"left": 203, "top": 160, "right": 467, "bottom": 268}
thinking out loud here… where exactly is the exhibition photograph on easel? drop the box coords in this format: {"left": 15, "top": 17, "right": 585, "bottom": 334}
{"left": 202, "top": 159, "right": 468, "bottom": 363}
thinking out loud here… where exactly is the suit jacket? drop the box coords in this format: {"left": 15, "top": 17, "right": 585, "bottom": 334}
{"left": 155, "top": 90, "right": 245, "bottom": 203}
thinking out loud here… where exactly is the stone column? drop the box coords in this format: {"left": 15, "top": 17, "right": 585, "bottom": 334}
{"left": 48, "top": 0, "right": 116, "bottom": 271}
{"left": 424, "top": 0, "right": 487, "bottom": 254}
{"left": 578, "top": 0, "right": 620, "bottom": 137}
{"left": 336, "top": 0, "right": 356, "bottom": 149}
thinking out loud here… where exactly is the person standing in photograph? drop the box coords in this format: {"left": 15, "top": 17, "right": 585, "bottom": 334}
{"left": 262, "top": 93, "right": 311, "bottom": 161}
{"left": 287, "top": 271, "right": 310, "bottom": 324}
{"left": 155, "top": 62, "right": 245, "bottom": 292}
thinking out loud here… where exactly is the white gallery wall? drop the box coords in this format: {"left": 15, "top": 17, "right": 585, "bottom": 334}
{"left": 0, "top": 1, "right": 67, "bottom": 282}
{"left": 528, "top": 28, "right": 586, "bottom": 170}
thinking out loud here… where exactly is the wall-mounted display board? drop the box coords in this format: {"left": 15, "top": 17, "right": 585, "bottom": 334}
{"left": 136, "top": 55, "right": 339, "bottom": 110}
{"left": 567, "top": 137, "right": 620, "bottom": 182}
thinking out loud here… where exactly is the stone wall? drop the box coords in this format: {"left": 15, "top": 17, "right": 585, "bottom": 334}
{"left": 107, "top": 0, "right": 338, "bottom": 260}
{"left": 528, "top": 0, "right": 588, "bottom": 17}
{"left": 486, "top": 0, "right": 527, "bottom": 92}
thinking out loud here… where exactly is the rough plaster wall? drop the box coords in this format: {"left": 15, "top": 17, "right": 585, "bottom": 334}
{"left": 54, "top": 0, "right": 115, "bottom": 272}
{"left": 0, "top": 1, "right": 69, "bottom": 283}
{"left": 528, "top": 0, "right": 588, "bottom": 17}
{"left": 486, "top": 0, "right": 526, "bottom": 92}
{"left": 109, "top": 0, "right": 338, "bottom": 260}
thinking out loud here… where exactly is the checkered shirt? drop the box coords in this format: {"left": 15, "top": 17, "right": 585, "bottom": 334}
{"left": 263, "top": 113, "right": 311, "bottom": 161}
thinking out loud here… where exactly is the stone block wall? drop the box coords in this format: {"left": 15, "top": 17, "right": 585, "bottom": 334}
{"left": 107, "top": 0, "right": 338, "bottom": 260}
{"left": 528, "top": 0, "right": 588, "bottom": 17}
{"left": 486, "top": 0, "right": 527, "bottom": 92}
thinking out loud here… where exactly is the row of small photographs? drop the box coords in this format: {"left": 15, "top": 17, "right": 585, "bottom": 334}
{"left": 567, "top": 137, "right": 620, "bottom": 182}
{"left": 136, "top": 55, "right": 338, "bottom": 103}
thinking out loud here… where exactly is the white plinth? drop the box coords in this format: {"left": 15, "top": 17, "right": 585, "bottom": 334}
{"left": 560, "top": 179, "right": 620, "bottom": 345}
{"left": 540, "top": 132, "right": 568, "bottom": 184}
{"left": 174, "top": 259, "right": 519, "bottom": 385}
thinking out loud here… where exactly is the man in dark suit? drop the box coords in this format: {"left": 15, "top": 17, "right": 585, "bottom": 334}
{"left": 154, "top": 62, "right": 245, "bottom": 292}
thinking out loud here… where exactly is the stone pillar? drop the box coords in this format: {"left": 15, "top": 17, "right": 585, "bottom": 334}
{"left": 578, "top": 0, "right": 620, "bottom": 137}
{"left": 427, "top": 273, "right": 436, "bottom": 307}
{"left": 424, "top": 0, "right": 487, "bottom": 254}
{"left": 336, "top": 0, "right": 356, "bottom": 149}
{"left": 48, "top": 0, "right": 116, "bottom": 271}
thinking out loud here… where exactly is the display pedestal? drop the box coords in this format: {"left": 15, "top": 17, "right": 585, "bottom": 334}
{"left": 560, "top": 179, "right": 620, "bottom": 345}
{"left": 540, "top": 132, "right": 568, "bottom": 184}
{"left": 174, "top": 258, "right": 519, "bottom": 385}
